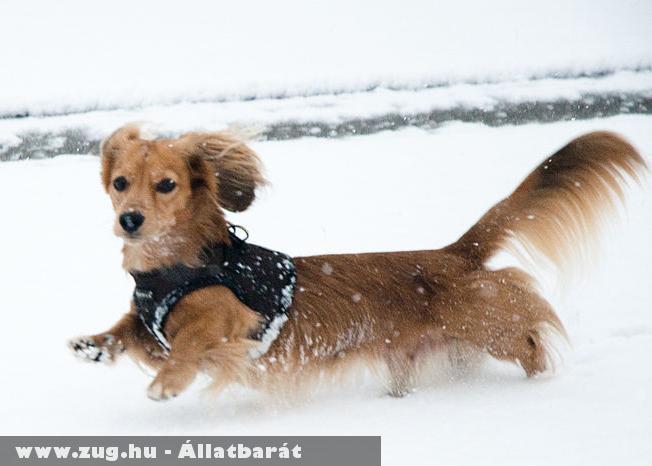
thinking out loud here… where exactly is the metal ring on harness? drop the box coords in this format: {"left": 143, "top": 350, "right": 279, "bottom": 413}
{"left": 227, "top": 223, "right": 249, "bottom": 242}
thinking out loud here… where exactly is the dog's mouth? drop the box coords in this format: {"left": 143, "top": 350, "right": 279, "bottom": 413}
{"left": 115, "top": 228, "right": 144, "bottom": 242}
{"left": 120, "top": 234, "right": 143, "bottom": 244}
{"left": 118, "top": 230, "right": 174, "bottom": 246}
{"left": 114, "top": 216, "right": 177, "bottom": 246}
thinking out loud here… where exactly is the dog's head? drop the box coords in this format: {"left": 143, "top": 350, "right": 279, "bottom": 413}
{"left": 100, "top": 125, "right": 265, "bottom": 266}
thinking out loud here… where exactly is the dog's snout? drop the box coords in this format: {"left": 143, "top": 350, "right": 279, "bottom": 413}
{"left": 119, "top": 211, "right": 145, "bottom": 234}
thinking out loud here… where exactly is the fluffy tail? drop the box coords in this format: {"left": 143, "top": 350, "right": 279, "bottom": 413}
{"left": 447, "top": 131, "right": 647, "bottom": 273}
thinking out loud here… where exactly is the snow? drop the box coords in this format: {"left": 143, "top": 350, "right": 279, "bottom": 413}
{"left": 1, "top": 0, "right": 651, "bottom": 117}
{"left": 0, "top": 115, "right": 650, "bottom": 465}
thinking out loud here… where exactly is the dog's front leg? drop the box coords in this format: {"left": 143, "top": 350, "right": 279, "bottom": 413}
{"left": 68, "top": 312, "right": 138, "bottom": 364}
{"left": 145, "top": 326, "right": 202, "bottom": 401}
{"left": 144, "top": 287, "right": 263, "bottom": 401}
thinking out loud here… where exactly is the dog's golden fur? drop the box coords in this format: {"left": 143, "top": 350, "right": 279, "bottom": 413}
{"left": 70, "top": 127, "right": 647, "bottom": 400}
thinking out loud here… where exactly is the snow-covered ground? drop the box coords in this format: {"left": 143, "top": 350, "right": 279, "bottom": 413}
{"left": 0, "top": 115, "right": 650, "bottom": 465}
{"left": 2, "top": 0, "right": 651, "bottom": 117}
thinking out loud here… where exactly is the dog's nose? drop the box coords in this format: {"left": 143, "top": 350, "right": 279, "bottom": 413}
{"left": 119, "top": 211, "right": 145, "bottom": 233}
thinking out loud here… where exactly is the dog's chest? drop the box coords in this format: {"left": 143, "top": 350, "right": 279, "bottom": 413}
{"left": 131, "top": 234, "right": 297, "bottom": 353}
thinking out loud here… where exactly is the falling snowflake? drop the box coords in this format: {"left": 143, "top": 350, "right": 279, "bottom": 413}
{"left": 321, "top": 262, "right": 333, "bottom": 275}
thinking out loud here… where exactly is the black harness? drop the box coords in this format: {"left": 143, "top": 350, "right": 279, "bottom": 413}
{"left": 130, "top": 228, "right": 296, "bottom": 356}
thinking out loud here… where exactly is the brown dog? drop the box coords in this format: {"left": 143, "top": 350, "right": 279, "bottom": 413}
{"left": 69, "top": 126, "right": 646, "bottom": 400}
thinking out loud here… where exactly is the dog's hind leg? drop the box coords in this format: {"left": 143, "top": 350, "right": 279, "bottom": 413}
{"left": 446, "top": 339, "right": 483, "bottom": 377}
{"left": 435, "top": 268, "right": 566, "bottom": 377}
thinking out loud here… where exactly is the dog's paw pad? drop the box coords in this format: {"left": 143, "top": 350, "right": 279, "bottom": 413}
{"left": 68, "top": 336, "right": 112, "bottom": 364}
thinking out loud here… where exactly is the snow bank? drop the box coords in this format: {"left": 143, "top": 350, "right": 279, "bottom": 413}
{"left": 0, "top": 115, "right": 650, "bottom": 465}
{"left": 2, "top": 0, "right": 651, "bottom": 117}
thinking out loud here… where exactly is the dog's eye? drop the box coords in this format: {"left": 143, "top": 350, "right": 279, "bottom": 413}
{"left": 113, "top": 176, "right": 128, "bottom": 192}
{"left": 155, "top": 178, "right": 176, "bottom": 194}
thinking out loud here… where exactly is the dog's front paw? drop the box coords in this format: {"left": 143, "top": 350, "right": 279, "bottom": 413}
{"left": 146, "top": 368, "right": 195, "bottom": 401}
{"left": 68, "top": 334, "right": 122, "bottom": 364}
{"left": 146, "top": 379, "right": 176, "bottom": 401}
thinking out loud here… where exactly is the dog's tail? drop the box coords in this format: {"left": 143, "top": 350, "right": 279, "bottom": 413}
{"left": 446, "top": 131, "right": 647, "bottom": 274}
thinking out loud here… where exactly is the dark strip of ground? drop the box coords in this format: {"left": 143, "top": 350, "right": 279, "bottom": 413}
{"left": 1, "top": 92, "right": 650, "bottom": 161}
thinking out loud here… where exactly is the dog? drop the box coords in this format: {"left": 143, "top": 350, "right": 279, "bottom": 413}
{"left": 69, "top": 126, "right": 646, "bottom": 400}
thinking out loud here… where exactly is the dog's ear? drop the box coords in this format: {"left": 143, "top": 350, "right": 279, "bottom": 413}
{"left": 185, "top": 149, "right": 218, "bottom": 196}
{"left": 100, "top": 124, "right": 140, "bottom": 190}
{"left": 178, "top": 131, "right": 266, "bottom": 212}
